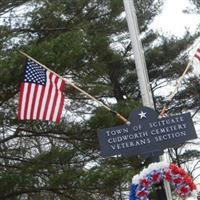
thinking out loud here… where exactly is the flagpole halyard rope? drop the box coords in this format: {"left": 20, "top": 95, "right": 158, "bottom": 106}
{"left": 160, "top": 56, "right": 194, "bottom": 117}
{"left": 19, "top": 51, "right": 129, "bottom": 124}
{"left": 168, "top": 60, "right": 193, "bottom": 102}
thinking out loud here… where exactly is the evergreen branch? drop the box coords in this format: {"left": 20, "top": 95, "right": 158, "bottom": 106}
{"left": 0, "top": 187, "right": 77, "bottom": 200}
{"left": 5, "top": 27, "right": 71, "bottom": 34}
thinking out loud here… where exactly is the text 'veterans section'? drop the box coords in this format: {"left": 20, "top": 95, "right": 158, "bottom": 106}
{"left": 97, "top": 107, "right": 197, "bottom": 157}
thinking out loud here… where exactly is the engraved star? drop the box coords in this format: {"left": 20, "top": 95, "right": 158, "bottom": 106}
{"left": 138, "top": 111, "right": 147, "bottom": 119}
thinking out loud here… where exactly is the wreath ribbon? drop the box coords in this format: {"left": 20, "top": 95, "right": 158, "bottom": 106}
{"left": 129, "top": 162, "right": 197, "bottom": 200}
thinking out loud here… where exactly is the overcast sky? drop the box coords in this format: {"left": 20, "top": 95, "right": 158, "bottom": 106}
{"left": 151, "top": 0, "right": 199, "bottom": 37}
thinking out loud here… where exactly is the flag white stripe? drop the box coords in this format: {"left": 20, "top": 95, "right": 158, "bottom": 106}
{"left": 52, "top": 92, "right": 62, "bottom": 122}
{"left": 33, "top": 85, "right": 43, "bottom": 119}
{"left": 39, "top": 72, "right": 51, "bottom": 120}
{"left": 46, "top": 87, "right": 56, "bottom": 120}
{"left": 26, "top": 84, "right": 35, "bottom": 119}
{"left": 46, "top": 75, "right": 56, "bottom": 120}
{"left": 20, "top": 83, "right": 28, "bottom": 119}
{"left": 57, "top": 78, "right": 62, "bottom": 90}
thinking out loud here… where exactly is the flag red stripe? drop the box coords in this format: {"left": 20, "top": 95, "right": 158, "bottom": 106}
{"left": 56, "top": 93, "right": 64, "bottom": 123}
{"left": 36, "top": 85, "right": 46, "bottom": 119}
{"left": 48, "top": 75, "right": 59, "bottom": 120}
{"left": 53, "top": 75, "right": 59, "bottom": 87}
{"left": 24, "top": 83, "right": 32, "bottom": 119}
{"left": 195, "top": 54, "right": 200, "bottom": 61}
{"left": 60, "top": 79, "right": 65, "bottom": 91}
{"left": 18, "top": 83, "right": 24, "bottom": 119}
{"left": 49, "top": 90, "right": 58, "bottom": 121}
{"left": 48, "top": 76, "right": 59, "bottom": 121}
{"left": 30, "top": 84, "right": 38, "bottom": 120}
{"left": 43, "top": 73, "right": 54, "bottom": 120}
{"left": 195, "top": 48, "right": 200, "bottom": 61}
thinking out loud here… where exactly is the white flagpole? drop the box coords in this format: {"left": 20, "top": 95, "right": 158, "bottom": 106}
{"left": 123, "top": 0, "right": 172, "bottom": 199}
{"left": 123, "top": 0, "right": 154, "bottom": 108}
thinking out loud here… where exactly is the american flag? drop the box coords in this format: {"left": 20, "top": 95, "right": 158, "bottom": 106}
{"left": 18, "top": 59, "right": 65, "bottom": 123}
{"left": 194, "top": 48, "right": 200, "bottom": 61}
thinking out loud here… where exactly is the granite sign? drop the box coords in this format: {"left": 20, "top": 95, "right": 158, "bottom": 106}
{"left": 97, "top": 107, "right": 197, "bottom": 157}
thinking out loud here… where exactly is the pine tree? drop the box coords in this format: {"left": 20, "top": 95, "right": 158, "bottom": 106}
{"left": 0, "top": 0, "right": 199, "bottom": 199}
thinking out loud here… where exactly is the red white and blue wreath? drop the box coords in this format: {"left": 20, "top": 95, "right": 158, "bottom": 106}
{"left": 129, "top": 161, "right": 197, "bottom": 200}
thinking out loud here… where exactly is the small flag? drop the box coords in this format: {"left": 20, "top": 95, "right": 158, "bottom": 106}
{"left": 18, "top": 59, "right": 65, "bottom": 123}
{"left": 194, "top": 48, "right": 200, "bottom": 61}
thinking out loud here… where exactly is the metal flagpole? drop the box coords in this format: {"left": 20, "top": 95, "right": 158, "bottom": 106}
{"left": 122, "top": 0, "right": 154, "bottom": 109}
{"left": 123, "top": 0, "right": 172, "bottom": 199}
